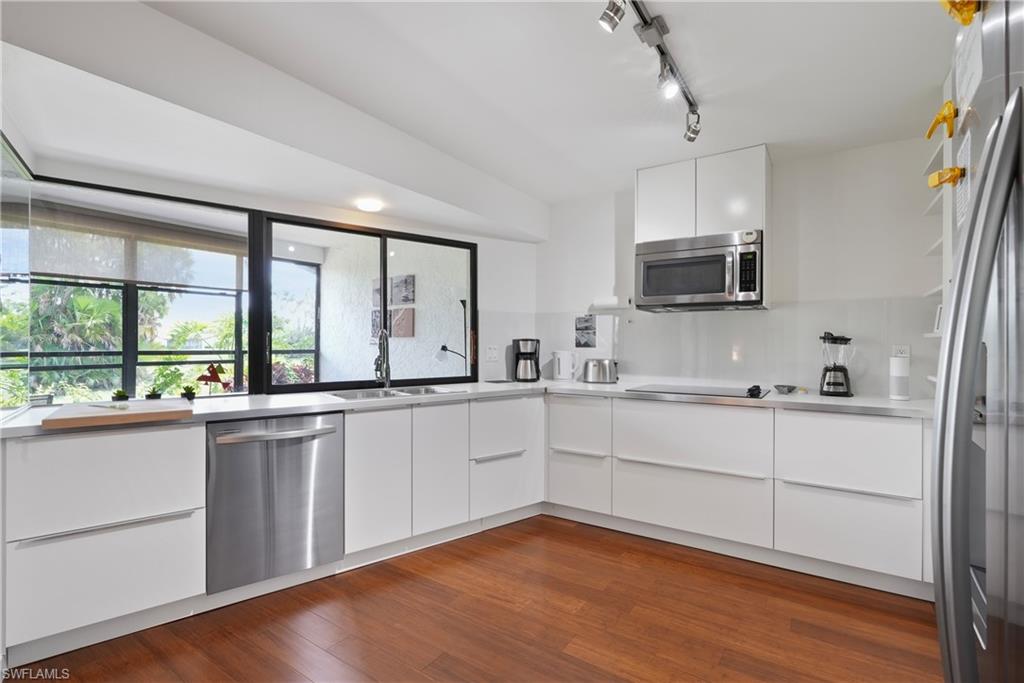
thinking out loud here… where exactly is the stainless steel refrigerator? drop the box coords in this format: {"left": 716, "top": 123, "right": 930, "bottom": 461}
{"left": 933, "top": 2, "right": 1023, "bottom": 682}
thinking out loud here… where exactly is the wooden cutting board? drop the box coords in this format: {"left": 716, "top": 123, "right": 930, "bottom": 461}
{"left": 40, "top": 398, "right": 194, "bottom": 430}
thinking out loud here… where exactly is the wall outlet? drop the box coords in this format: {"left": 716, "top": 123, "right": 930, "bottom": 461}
{"left": 485, "top": 345, "right": 499, "bottom": 362}
{"left": 892, "top": 344, "right": 911, "bottom": 358}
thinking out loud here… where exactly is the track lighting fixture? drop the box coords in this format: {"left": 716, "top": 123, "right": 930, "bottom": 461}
{"left": 598, "top": 0, "right": 625, "bottom": 33}
{"left": 657, "top": 56, "right": 680, "bottom": 100}
{"left": 683, "top": 111, "right": 701, "bottom": 142}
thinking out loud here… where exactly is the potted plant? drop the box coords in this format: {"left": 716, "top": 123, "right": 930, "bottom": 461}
{"left": 145, "top": 385, "right": 162, "bottom": 400}
{"left": 111, "top": 389, "right": 129, "bottom": 402}
{"left": 180, "top": 384, "right": 197, "bottom": 401}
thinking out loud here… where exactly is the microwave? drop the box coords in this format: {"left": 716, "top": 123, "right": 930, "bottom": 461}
{"left": 635, "top": 230, "right": 763, "bottom": 311}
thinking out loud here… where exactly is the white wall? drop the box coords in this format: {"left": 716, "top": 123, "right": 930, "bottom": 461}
{"left": 536, "top": 138, "right": 942, "bottom": 397}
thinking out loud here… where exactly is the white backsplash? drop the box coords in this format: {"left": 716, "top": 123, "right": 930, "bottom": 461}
{"left": 534, "top": 296, "right": 938, "bottom": 399}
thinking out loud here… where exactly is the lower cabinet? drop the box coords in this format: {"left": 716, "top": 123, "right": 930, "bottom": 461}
{"left": 774, "top": 480, "right": 923, "bottom": 580}
{"left": 345, "top": 407, "right": 413, "bottom": 554}
{"left": 6, "top": 508, "right": 205, "bottom": 646}
{"left": 612, "top": 458, "right": 773, "bottom": 547}
{"left": 470, "top": 396, "right": 544, "bottom": 519}
{"left": 547, "top": 395, "right": 612, "bottom": 514}
{"left": 413, "top": 402, "right": 470, "bottom": 535}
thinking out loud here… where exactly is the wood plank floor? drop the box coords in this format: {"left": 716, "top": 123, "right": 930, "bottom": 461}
{"left": 28, "top": 516, "right": 943, "bottom": 682}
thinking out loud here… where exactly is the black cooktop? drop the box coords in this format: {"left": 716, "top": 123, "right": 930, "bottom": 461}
{"left": 626, "top": 384, "right": 770, "bottom": 399}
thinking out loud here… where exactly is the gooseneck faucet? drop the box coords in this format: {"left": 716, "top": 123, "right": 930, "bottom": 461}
{"left": 374, "top": 326, "right": 391, "bottom": 388}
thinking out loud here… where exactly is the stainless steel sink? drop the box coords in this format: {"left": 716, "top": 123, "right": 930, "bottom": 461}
{"left": 399, "top": 386, "right": 466, "bottom": 396}
{"left": 330, "top": 386, "right": 466, "bottom": 400}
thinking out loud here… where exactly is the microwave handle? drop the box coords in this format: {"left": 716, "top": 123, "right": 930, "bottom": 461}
{"left": 725, "top": 251, "right": 735, "bottom": 296}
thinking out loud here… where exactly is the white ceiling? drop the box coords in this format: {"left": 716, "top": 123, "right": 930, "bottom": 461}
{"left": 151, "top": 1, "right": 956, "bottom": 203}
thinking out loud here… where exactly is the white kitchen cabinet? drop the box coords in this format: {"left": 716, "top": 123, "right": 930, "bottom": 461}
{"left": 5, "top": 425, "right": 205, "bottom": 542}
{"left": 469, "top": 396, "right": 544, "bottom": 519}
{"left": 547, "top": 395, "right": 612, "bottom": 514}
{"left": 6, "top": 508, "right": 205, "bottom": 645}
{"left": 345, "top": 407, "right": 412, "bottom": 553}
{"left": 774, "top": 480, "right": 923, "bottom": 580}
{"left": 775, "top": 410, "right": 923, "bottom": 499}
{"left": 413, "top": 401, "right": 470, "bottom": 535}
{"left": 635, "top": 159, "right": 696, "bottom": 243}
{"left": 695, "top": 145, "right": 768, "bottom": 236}
{"left": 923, "top": 421, "right": 935, "bottom": 584}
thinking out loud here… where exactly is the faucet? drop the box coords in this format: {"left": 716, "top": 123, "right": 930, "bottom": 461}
{"left": 374, "top": 326, "right": 391, "bottom": 388}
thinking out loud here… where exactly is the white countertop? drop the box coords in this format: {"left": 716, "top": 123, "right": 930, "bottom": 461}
{"left": 0, "top": 377, "right": 934, "bottom": 439}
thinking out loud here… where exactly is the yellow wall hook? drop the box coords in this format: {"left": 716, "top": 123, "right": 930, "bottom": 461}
{"left": 940, "top": 0, "right": 978, "bottom": 26}
{"left": 928, "top": 167, "right": 966, "bottom": 189}
{"left": 926, "top": 100, "right": 958, "bottom": 140}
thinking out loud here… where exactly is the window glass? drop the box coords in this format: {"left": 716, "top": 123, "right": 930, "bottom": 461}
{"left": 386, "top": 239, "right": 472, "bottom": 380}
{"left": 270, "top": 223, "right": 380, "bottom": 385}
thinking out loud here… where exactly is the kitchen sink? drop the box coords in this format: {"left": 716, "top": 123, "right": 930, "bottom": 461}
{"left": 331, "top": 386, "right": 466, "bottom": 400}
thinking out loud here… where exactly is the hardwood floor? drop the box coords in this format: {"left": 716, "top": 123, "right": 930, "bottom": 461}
{"left": 29, "top": 516, "right": 943, "bottom": 682}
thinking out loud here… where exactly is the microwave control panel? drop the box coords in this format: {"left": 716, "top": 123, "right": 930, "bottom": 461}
{"left": 738, "top": 251, "right": 759, "bottom": 293}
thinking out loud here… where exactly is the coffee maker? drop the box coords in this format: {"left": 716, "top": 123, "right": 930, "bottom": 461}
{"left": 819, "top": 331, "right": 855, "bottom": 397}
{"left": 513, "top": 338, "right": 540, "bottom": 382}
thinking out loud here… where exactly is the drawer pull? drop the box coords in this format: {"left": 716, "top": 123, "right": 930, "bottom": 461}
{"left": 614, "top": 455, "right": 767, "bottom": 480}
{"left": 14, "top": 508, "right": 198, "bottom": 545}
{"left": 215, "top": 425, "right": 337, "bottom": 444}
{"left": 778, "top": 478, "right": 919, "bottom": 502}
{"left": 471, "top": 449, "right": 526, "bottom": 463}
{"left": 474, "top": 395, "right": 526, "bottom": 403}
{"left": 550, "top": 447, "right": 610, "bottom": 459}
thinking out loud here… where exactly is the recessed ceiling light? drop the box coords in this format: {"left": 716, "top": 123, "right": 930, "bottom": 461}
{"left": 389, "top": 250, "right": 396, "bottom": 257}
{"left": 355, "top": 197, "right": 384, "bottom": 212}
{"left": 598, "top": 0, "right": 625, "bottom": 33}
{"left": 287, "top": 245, "right": 296, "bottom": 252}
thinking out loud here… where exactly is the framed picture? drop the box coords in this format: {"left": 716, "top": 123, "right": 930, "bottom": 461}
{"left": 391, "top": 307, "right": 415, "bottom": 337}
{"left": 390, "top": 274, "right": 416, "bottom": 305}
{"left": 575, "top": 314, "right": 596, "bottom": 349}
{"left": 371, "top": 278, "right": 382, "bottom": 308}
{"left": 371, "top": 309, "right": 383, "bottom": 338}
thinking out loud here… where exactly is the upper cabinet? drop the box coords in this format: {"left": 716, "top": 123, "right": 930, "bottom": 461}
{"left": 695, "top": 145, "right": 769, "bottom": 237}
{"left": 635, "top": 145, "right": 770, "bottom": 243}
{"left": 635, "top": 159, "right": 696, "bottom": 243}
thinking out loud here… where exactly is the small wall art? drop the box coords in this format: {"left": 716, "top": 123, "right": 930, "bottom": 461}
{"left": 390, "top": 274, "right": 416, "bottom": 305}
{"left": 575, "top": 314, "right": 596, "bottom": 348}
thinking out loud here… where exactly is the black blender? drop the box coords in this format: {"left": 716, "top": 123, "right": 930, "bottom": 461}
{"left": 819, "top": 332, "right": 855, "bottom": 397}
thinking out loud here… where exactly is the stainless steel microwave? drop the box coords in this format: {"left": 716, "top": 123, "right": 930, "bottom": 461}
{"left": 634, "top": 230, "right": 763, "bottom": 311}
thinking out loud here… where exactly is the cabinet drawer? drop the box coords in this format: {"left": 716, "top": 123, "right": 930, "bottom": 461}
{"left": 548, "top": 450, "right": 611, "bottom": 514}
{"left": 470, "top": 446, "right": 544, "bottom": 519}
{"left": 775, "top": 411, "right": 922, "bottom": 499}
{"left": 612, "top": 457, "right": 772, "bottom": 548}
{"left": 548, "top": 394, "right": 611, "bottom": 456}
{"left": 774, "top": 480, "right": 922, "bottom": 580}
{"left": 6, "top": 425, "right": 205, "bottom": 542}
{"left": 6, "top": 508, "right": 205, "bottom": 645}
{"left": 470, "top": 397, "right": 528, "bottom": 459}
{"left": 613, "top": 398, "right": 772, "bottom": 476}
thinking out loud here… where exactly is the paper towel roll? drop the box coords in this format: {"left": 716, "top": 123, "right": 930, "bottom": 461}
{"left": 590, "top": 296, "right": 625, "bottom": 311}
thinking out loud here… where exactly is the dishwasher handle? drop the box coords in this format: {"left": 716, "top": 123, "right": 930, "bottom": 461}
{"left": 214, "top": 424, "right": 337, "bottom": 445}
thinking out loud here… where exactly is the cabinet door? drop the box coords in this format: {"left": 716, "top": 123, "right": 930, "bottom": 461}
{"left": 413, "top": 402, "right": 470, "bottom": 535}
{"left": 470, "top": 396, "right": 544, "bottom": 519}
{"left": 774, "top": 480, "right": 923, "bottom": 580}
{"left": 6, "top": 508, "right": 205, "bottom": 645}
{"left": 345, "top": 408, "right": 412, "bottom": 553}
{"left": 548, "top": 395, "right": 612, "bottom": 513}
{"left": 695, "top": 145, "right": 767, "bottom": 236}
{"left": 636, "top": 160, "right": 696, "bottom": 243}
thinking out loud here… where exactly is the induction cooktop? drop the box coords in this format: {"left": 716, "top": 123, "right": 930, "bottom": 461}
{"left": 626, "top": 384, "right": 770, "bottom": 399}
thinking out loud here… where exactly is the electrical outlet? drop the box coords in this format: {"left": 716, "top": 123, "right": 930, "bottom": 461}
{"left": 485, "top": 345, "right": 499, "bottom": 362}
{"left": 892, "top": 344, "right": 911, "bottom": 358}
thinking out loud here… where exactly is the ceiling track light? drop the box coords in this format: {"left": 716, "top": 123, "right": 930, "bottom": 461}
{"left": 597, "top": 0, "right": 625, "bottom": 33}
{"left": 599, "top": 0, "right": 701, "bottom": 139}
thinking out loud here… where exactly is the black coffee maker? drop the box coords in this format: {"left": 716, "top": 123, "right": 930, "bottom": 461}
{"left": 819, "top": 331, "right": 855, "bottom": 397}
{"left": 513, "top": 338, "right": 540, "bottom": 382}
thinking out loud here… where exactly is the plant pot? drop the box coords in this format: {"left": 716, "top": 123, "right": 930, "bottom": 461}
{"left": 180, "top": 392, "right": 196, "bottom": 401}
{"left": 145, "top": 393, "right": 162, "bottom": 400}
{"left": 111, "top": 395, "right": 129, "bottom": 402}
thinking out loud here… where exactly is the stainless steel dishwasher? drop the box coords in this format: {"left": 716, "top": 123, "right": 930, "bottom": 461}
{"left": 206, "top": 413, "right": 344, "bottom": 594}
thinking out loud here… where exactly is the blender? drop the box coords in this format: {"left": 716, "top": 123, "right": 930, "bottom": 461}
{"left": 819, "top": 332, "right": 855, "bottom": 397}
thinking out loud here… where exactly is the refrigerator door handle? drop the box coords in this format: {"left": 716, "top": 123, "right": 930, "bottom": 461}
{"left": 934, "top": 87, "right": 1021, "bottom": 683}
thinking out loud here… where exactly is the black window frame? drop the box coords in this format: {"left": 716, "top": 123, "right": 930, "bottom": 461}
{"left": 6, "top": 134, "right": 480, "bottom": 400}
{"left": 260, "top": 212, "right": 478, "bottom": 395}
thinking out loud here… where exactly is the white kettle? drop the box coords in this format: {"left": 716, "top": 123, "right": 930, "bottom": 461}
{"left": 552, "top": 350, "right": 579, "bottom": 381}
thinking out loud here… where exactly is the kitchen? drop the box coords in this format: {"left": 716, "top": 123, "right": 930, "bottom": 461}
{"left": 0, "top": 1, "right": 1019, "bottom": 682}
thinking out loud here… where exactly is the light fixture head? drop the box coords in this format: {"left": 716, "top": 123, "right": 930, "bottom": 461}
{"left": 355, "top": 197, "right": 384, "bottom": 212}
{"left": 598, "top": 0, "right": 625, "bottom": 33}
{"left": 683, "top": 111, "right": 701, "bottom": 142}
{"left": 657, "top": 56, "right": 679, "bottom": 99}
